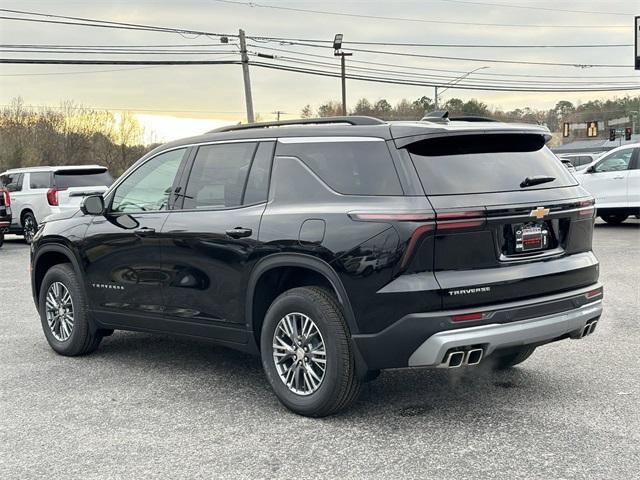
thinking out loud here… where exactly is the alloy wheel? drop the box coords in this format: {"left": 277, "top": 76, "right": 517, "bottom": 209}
{"left": 45, "top": 281, "right": 75, "bottom": 341}
{"left": 272, "top": 312, "right": 327, "bottom": 396}
{"left": 23, "top": 215, "right": 37, "bottom": 243}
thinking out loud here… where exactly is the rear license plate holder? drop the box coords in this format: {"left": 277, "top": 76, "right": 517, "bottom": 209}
{"left": 515, "top": 223, "right": 549, "bottom": 252}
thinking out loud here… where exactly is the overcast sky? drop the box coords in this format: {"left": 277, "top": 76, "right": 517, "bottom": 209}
{"left": 0, "top": 0, "right": 638, "bottom": 140}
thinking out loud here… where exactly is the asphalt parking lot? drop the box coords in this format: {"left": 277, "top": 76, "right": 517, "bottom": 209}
{"left": 0, "top": 220, "right": 638, "bottom": 479}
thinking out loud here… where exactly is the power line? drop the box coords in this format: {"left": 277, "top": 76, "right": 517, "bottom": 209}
{"left": 253, "top": 40, "right": 634, "bottom": 69}
{"left": 249, "top": 61, "right": 640, "bottom": 92}
{"left": 0, "top": 66, "right": 164, "bottom": 76}
{"left": 0, "top": 9, "right": 234, "bottom": 38}
{"left": 3, "top": 56, "right": 635, "bottom": 92}
{"left": 437, "top": 0, "right": 635, "bottom": 16}
{"left": 211, "top": 0, "right": 627, "bottom": 29}
{"left": 258, "top": 54, "right": 640, "bottom": 87}
{"left": 249, "top": 36, "right": 633, "bottom": 49}
{"left": 246, "top": 43, "right": 640, "bottom": 79}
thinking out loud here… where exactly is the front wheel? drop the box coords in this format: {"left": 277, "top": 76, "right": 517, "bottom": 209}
{"left": 260, "top": 286, "right": 361, "bottom": 417}
{"left": 600, "top": 212, "right": 628, "bottom": 225}
{"left": 39, "top": 264, "right": 103, "bottom": 356}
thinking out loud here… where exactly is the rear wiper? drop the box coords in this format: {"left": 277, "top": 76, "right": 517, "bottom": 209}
{"left": 520, "top": 175, "right": 555, "bottom": 188}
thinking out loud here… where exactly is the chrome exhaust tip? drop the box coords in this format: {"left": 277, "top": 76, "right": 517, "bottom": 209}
{"left": 465, "top": 348, "right": 484, "bottom": 366}
{"left": 440, "top": 351, "right": 465, "bottom": 368}
{"left": 588, "top": 321, "right": 598, "bottom": 335}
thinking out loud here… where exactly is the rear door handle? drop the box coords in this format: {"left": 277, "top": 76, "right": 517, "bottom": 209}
{"left": 134, "top": 227, "right": 156, "bottom": 236}
{"left": 613, "top": 176, "right": 626, "bottom": 179}
{"left": 225, "top": 227, "right": 252, "bottom": 238}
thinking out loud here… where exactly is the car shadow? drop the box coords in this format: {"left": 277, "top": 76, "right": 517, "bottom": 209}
{"left": 93, "top": 331, "right": 560, "bottom": 421}
{"left": 594, "top": 219, "right": 640, "bottom": 229}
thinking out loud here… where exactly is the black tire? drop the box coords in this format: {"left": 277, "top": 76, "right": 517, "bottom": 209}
{"left": 600, "top": 212, "right": 628, "bottom": 225}
{"left": 492, "top": 346, "right": 536, "bottom": 370}
{"left": 260, "top": 286, "right": 361, "bottom": 417}
{"left": 22, "top": 211, "right": 38, "bottom": 244}
{"left": 39, "top": 264, "right": 103, "bottom": 356}
{"left": 0, "top": 232, "right": 3, "bottom": 248}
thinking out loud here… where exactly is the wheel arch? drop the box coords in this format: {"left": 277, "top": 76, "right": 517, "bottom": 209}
{"left": 32, "top": 244, "right": 86, "bottom": 308}
{"left": 246, "top": 254, "right": 358, "bottom": 348}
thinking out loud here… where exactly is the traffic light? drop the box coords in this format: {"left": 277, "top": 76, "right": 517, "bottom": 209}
{"left": 609, "top": 128, "right": 616, "bottom": 141}
{"left": 625, "top": 127, "right": 632, "bottom": 141}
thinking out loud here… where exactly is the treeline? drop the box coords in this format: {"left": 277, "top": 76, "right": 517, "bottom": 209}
{"left": 0, "top": 98, "right": 157, "bottom": 175}
{"left": 302, "top": 95, "right": 640, "bottom": 133}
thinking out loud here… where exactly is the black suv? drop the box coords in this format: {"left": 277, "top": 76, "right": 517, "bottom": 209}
{"left": 30, "top": 114, "right": 603, "bottom": 417}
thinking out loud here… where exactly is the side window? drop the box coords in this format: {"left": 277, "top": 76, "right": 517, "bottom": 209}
{"left": 29, "top": 171, "right": 51, "bottom": 189}
{"left": 182, "top": 142, "right": 257, "bottom": 209}
{"left": 243, "top": 142, "right": 274, "bottom": 205}
{"left": 275, "top": 139, "right": 403, "bottom": 195}
{"left": 0, "top": 173, "right": 23, "bottom": 192}
{"left": 595, "top": 149, "right": 633, "bottom": 173}
{"left": 111, "top": 148, "right": 186, "bottom": 213}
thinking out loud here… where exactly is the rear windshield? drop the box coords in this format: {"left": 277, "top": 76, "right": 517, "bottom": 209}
{"left": 54, "top": 169, "right": 114, "bottom": 188}
{"left": 408, "top": 134, "right": 577, "bottom": 195}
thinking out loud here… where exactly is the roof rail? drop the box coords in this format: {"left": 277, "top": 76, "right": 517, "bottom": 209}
{"left": 209, "top": 116, "right": 385, "bottom": 133}
{"left": 449, "top": 116, "right": 498, "bottom": 122}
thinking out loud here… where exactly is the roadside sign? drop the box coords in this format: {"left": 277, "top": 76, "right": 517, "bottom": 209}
{"left": 586, "top": 121, "right": 598, "bottom": 137}
{"left": 562, "top": 122, "right": 570, "bottom": 137}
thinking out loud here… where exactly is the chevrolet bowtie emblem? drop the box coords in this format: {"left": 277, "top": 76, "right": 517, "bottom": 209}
{"left": 530, "top": 206, "right": 550, "bottom": 219}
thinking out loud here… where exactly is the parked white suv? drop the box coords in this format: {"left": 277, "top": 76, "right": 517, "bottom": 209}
{"left": 574, "top": 143, "right": 640, "bottom": 224}
{"left": 0, "top": 165, "right": 113, "bottom": 242}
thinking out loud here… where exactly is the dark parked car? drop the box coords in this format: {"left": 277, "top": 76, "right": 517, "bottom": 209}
{"left": 30, "top": 114, "right": 603, "bottom": 416}
{"left": 0, "top": 181, "right": 12, "bottom": 247}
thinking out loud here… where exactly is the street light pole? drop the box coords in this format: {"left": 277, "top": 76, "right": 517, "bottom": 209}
{"left": 434, "top": 66, "right": 489, "bottom": 110}
{"left": 333, "top": 34, "right": 352, "bottom": 116}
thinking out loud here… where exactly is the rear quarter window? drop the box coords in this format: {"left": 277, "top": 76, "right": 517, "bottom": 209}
{"left": 276, "top": 138, "right": 403, "bottom": 196}
{"left": 29, "top": 171, "right": 52, "bottom": 189}
{"left": 407, "top": 133, "right": 577, "bottom": 195}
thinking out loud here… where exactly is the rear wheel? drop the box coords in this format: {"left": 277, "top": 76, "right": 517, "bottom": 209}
{"left": 492, "top": 346, "right": 536, "bottom": 370}
{"left": 260, "top": 286, "right": 361, "bottom": 417}
{"left": 39, "top": 264, "right": 103, "bottom": 356}
{"left": 22, "top": 211, "right": 37, "bottom": 244}
{"left": 600, "top": 212, "right": 628, "bottom": 225}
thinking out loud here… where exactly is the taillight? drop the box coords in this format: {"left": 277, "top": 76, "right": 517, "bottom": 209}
{"left": 348, "top": 212, "right": 435, "bottom": 222}
{"left": 46, "top": 187, "right": 66, "bottom": 206}
{"left": 0, "top": 189, "right": 9, "bottom": 207}
{"left": 436, "top": 210, "right": 485, "bottom": 230}
{"left": 578, "top": 198, "right": 595, "bottom": 217}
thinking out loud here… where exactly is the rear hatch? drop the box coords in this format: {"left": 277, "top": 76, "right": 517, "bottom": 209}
{"left": 403, "top": 132, "right": 598, "bottom": 309}
{"left": 53, "top": 168, "right": 113, "bottom": 209}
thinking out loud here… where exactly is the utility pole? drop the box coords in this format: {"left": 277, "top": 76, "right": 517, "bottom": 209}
{"left": 333, "top": 34, "right": 352, "bottom": 116}
{"left": 238, "top": 29, "right": 255, "bottom": 124}
{"left": 434, "top": 87, "right": 438, "bottom": 110}
{"left": 272, "top": 110, "right": 287, "bottom": 121}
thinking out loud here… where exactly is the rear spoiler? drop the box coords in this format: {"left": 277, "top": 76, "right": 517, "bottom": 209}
{"left": 393, "top": 128, "right": 552, "bottom": 149}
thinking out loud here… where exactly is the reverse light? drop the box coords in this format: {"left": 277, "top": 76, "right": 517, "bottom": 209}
{"left": 451, "top": 312, "right": 484, "bottom": 322}
{"left": 46, "top": 187, "right": 67, "bottom": 206}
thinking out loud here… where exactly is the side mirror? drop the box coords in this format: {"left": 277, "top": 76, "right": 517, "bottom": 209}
{"left": 80, "top": 195, "right": 105, "bottom": 216}
{"left": 586, "top": 165, "right": 595, "bottom": 173}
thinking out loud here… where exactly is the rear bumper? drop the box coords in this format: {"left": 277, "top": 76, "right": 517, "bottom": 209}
{"left": 352, "top": 283, "right": 603, "bottom": 369}
{"left": 407, "top": 299, "right": 602, "bottom": 367}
